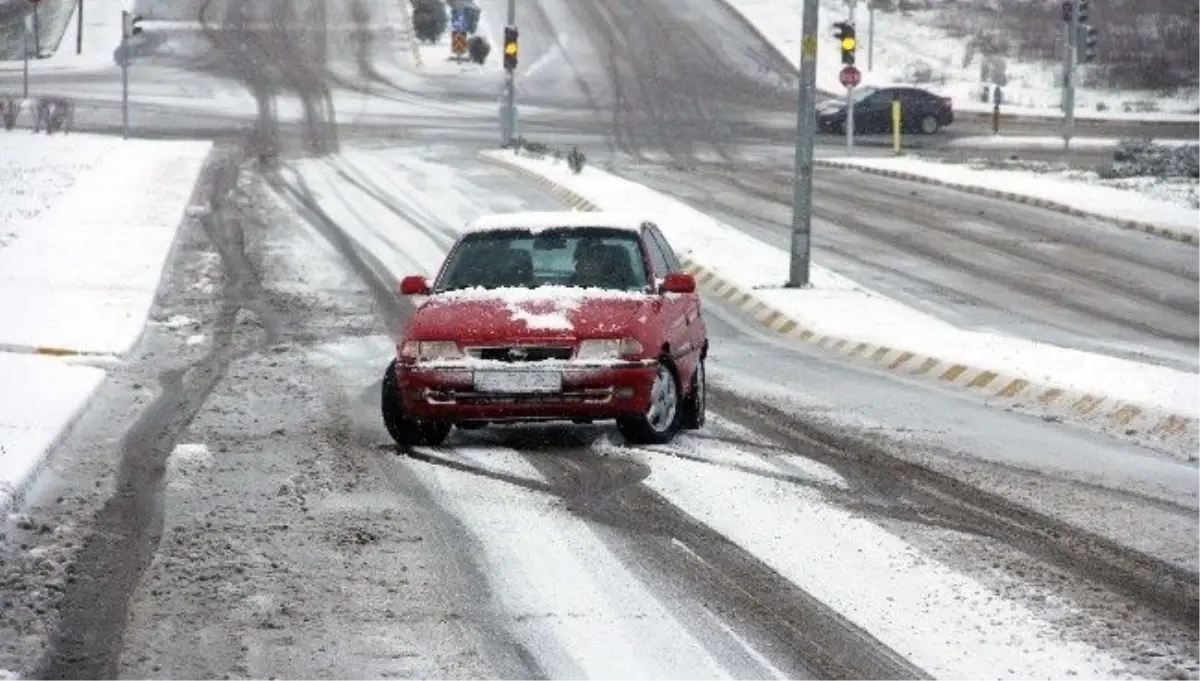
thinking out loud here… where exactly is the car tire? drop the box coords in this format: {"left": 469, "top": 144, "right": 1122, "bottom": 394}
{"left": 618, "top": 359, "right": 684, "bottom": 445}
{"left": 920, "top": 115, "right": 939, "bottom": 134}
{"left": 683, "top": 357, "right": 706, "bottom": 430}
{"left": 381, "top": 359, "right": 451, "bottom": 447}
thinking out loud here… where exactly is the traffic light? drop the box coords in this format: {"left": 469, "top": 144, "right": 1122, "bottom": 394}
{"left": 833, "top": 21, "right": 856, "bottom": 66}
{"left": 1061, "top": 0, "right": 1072, "bottom": 22}
{"left": 1077, "top": 0, "right": 1090, "bottom": 23}
{"left": 503, "top": 25, "right": 518, "bottom": 71}
{"left": 1080, "top": 25, "right": 1098, "bottom": 62}
{"left": 121, "top": 10, "right": 143, "bottom": 40}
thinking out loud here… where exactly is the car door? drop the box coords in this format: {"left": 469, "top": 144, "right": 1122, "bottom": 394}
{"left": 859, "top": 89, "right": 895, "bottom": 133}
{"left": 645, "top": 225, "right": 702, "bottom": 380}
{"left": 899, "top": 88, "right": 929, "bottom": 132}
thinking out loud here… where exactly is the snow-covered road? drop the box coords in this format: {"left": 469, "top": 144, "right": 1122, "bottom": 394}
{"left": 0, "top": 0, "right": 1197, "bottom": 678}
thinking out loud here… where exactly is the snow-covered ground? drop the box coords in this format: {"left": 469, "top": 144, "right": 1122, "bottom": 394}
{"left": 0, "top": 0, "right": 127, "bottom": 73}
{"left": 479, "top": 149, "right": 1198, "bottom": 420}
{"left": 818, "top": 154, "right": 1200, "bottom": 229}
{"left": 722, "top": 0, "right": 1200, "bottom": 119}
{"left": 0, "top": 132, "right": 210, "bottom": 508}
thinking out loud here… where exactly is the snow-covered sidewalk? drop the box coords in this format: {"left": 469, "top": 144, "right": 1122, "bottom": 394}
{"left": 0, "top": 132, "right": 211, "bottom": 508}
{"left": 479, "top": 149, "right": 1198, "bottom": 424}
{"left": 818, "top": 154, "right": 1199, "bottom": 238}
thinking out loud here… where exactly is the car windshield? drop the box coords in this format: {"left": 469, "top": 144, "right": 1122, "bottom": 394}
{"left": 435, "top": 227, "right": 650, "bottom": 293}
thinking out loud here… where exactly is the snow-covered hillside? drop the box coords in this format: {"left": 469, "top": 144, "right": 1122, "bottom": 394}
{"left": 726, "top": 0, "right": 1200, "bottom": 116}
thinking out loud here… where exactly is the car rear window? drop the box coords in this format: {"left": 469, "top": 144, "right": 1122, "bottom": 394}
{"left": 435, "top": 227, "right": 649, "bottom": 293}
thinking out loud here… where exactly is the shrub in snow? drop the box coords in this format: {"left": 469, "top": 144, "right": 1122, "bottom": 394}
{"left": 1103, "top": 140, "right": 1199, "bottom": 179}
{"left": 467, "top": 35, "right": 490, "bottom": 64}
{"left": 567, "top": 147, "right": 586, "bottom": 174}
{"left": 412, "top": 0, "right": 447, "bottom": 44}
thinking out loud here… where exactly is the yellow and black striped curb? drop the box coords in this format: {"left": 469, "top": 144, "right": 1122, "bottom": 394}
{"left": 677, "top": 259, "right": 1198, "bottom": 446}
{"left": 478, "top": 150, "right": 1199, "bottom": 449}
{"left": 815, "top": 160, "right": 1198, "bottom": 246}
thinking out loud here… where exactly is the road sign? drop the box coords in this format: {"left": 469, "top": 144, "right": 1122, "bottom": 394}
{"left": 451, "top": 30, "right": 468, "bottom": 58}
{"left": 839, "top": 65, "right": 861, "bottom": 88}
{"left": 450, "top": 8, "right": 467, "bottom": 33}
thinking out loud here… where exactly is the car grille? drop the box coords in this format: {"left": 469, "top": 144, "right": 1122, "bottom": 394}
{"left": 467, "top": 345, "right": 574, "bottom": 362}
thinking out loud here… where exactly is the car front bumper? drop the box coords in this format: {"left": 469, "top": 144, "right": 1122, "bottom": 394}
{"left": 395, "top": 360, "right": 659, "bottom": 423}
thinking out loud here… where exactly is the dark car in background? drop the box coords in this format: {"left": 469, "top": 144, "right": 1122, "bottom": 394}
{"left": 817, "top": 86, "right": 954, "bottom": 135}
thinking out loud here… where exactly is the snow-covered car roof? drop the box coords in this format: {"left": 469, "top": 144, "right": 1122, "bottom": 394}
{"left": 464, "top": 211, "right": 649, "bottom": 235}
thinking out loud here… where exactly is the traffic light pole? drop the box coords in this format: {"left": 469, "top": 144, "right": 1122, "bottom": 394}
{"left": 787, "top": 0, "right": 821, "bottom": 288}
{"left": 844, "top": 0, "right": 855, "bottom": 154}
{"left": 501, "top": 0, "right": 516, "bottom": 146}
{"left": 121, "top": 10, "right": 129, "bottom": 139}
{"left": 1061, "top": 0, "right": 1078, "bottom": 152}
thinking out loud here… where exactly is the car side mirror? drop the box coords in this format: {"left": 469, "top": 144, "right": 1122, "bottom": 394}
{"left": 398, "top": 275, "right": 430, "bottom": 296}
{"left": 660, "top": 273, "right": 695, "bottom": 294}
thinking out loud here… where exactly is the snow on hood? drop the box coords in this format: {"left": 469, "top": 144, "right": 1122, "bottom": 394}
{"left": 432, "top": 285, "right": 652, "bottom": 333}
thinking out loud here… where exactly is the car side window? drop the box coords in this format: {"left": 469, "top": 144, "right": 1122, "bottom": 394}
{"left": 648, "top": 226, "right": 682, "bottom": 272}
{"left": 642, "top": 229, "right": 672, "bottom": 279}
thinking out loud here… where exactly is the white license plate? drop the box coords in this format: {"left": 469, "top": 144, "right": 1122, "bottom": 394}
{"left": 474, "top": 370, "right": 562, "bottom": 394}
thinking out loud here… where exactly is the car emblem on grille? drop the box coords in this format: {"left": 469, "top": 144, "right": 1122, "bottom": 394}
{"left": 507, "top": 347, "right": 529, "bottom": 360}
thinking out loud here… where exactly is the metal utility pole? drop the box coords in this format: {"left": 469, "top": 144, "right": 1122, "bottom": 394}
{"left": 501, "top": 0, "right": 517, "bottom": 145}
{"left": 22, "top": 20, "right": 30, "bottom": 98}
{"left": 867, "top": 1, "right": 875, "bottom": 70}
{"left": 787, "top": 0, "right": 820, "bottom": 288}
{"left": 76, "top": 0, "right": 83, "bottom": 54}
{"left": 1061, "top": 0, "right": 1078, "bottom": 151}
{"left": 121, "top": 9, "right": 129, "bottom": 139}
{"left": 844, "top": 0, "right": 856, "bottom": 153}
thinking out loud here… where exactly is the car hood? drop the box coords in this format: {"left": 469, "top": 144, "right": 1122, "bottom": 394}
{"left": 407, "top": 286, "right": 654, "bottom": 344}
{"left": 817, "top": 100, "right": 846, "bottom": 115}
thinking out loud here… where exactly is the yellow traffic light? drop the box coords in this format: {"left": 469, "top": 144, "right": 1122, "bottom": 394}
{"left": 841, "top": 36, "right": 856, "bottom": 51}
{"left": 504, "top": 41, "right": 518, "bottom": 55}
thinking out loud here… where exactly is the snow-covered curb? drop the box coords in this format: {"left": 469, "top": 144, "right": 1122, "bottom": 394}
{"left": 0, "top": 353, "right": 105, "bottom": 510}
{"left": 0, "top": 133, "right": 212, "bottom": 511}
{"left": 479, "top": 149, "right": 1198, "bottom": 432}
{"left": 816, "top": 156, "right": 1199, "bottom": 244}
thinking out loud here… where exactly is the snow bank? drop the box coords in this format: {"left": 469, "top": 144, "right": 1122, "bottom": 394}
{"left": 820, "top": 155, "right": 1199, "bottom": 235}
{"left": 481, "top": 150, "right": 1198, "bottom": 417}
{"left": 0, "top": 352, "right": 105, "bottom": 509}
{"left": 0, "top": 133, "right": 212, "bottom": 355}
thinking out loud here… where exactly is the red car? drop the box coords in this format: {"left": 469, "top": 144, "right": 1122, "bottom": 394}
{"left": 381, "top": 211, "right": 708, "bottom": 447}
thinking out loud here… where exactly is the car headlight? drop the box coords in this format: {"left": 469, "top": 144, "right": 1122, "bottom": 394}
{"left": 576, "top": 337, "right": 644, "bottom": 361}
{"left": 400, "top": 340, "right": 463, "bottom": 362}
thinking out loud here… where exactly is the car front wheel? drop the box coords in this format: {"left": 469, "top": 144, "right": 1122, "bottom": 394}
{"left": 382, "top": 359, "right": 451, "bottom": 447}
{"left": 618, "top": 360, "right": 684, "bottom": 445}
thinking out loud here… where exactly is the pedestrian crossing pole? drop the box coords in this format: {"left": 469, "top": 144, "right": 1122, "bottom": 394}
{"left": 500, "top": 0, "right": 518, "bottom": 146}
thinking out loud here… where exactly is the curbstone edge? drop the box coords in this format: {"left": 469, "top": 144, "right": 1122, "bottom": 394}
{"left": 815, "top": 160, "right": 1197, "bottom": 246}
